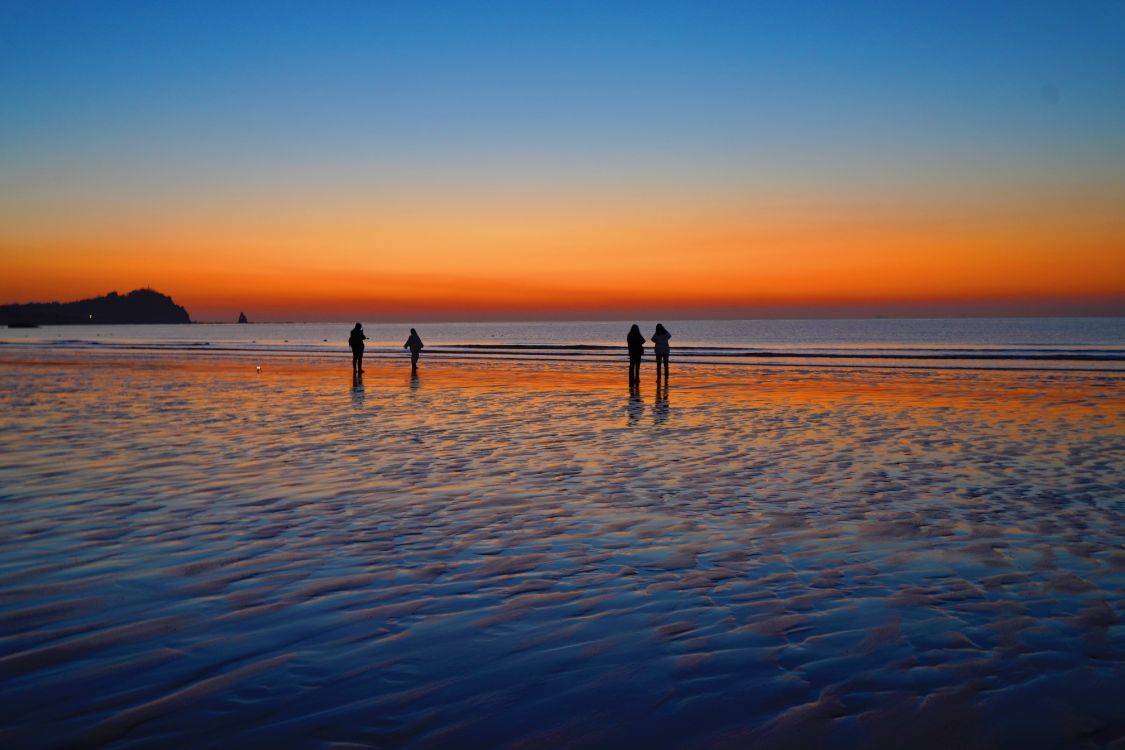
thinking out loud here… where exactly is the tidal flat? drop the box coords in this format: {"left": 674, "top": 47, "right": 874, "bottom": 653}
{"left": 0, "top": 352, "right": 1122, "bottom": 748}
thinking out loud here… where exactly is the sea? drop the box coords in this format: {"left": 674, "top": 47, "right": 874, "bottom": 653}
{"left": 2, "top": 316, "right": 1123, "bottom": 370}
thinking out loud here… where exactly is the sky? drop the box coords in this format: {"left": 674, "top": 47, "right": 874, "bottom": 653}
{"left": 1, "top": 0, "right": 1123, "bottom": 321}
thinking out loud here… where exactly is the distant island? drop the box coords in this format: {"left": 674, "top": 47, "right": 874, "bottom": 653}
{"left": 0, "top": 288, "right": 191, "bottom": 326}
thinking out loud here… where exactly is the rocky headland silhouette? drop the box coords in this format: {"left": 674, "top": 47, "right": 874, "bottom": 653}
{"left": 0, "top": 288, "right": 191, "bottom": 326}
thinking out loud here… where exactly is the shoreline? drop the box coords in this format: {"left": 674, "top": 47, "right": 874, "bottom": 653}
{"left": 3, "top": 348, "right": 1122, "bottom": 423}
{"left": 2, "top": 346, "right": 1124, "bottom": 375}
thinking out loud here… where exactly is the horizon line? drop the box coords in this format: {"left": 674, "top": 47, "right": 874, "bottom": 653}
{"left": 189, "top": 311, "right": 1125, "bottom": 325}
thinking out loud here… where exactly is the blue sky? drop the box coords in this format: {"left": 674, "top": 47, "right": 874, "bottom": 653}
{"left": 3, "top": 0, "right": 1122, "bottom": 189}
{"left": 1, "top": 1, "right": 1123, "bottom": 318}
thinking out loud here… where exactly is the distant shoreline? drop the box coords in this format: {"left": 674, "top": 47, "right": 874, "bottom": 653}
{"left": 0, "top": 288, "right": 190, "bottom": 326}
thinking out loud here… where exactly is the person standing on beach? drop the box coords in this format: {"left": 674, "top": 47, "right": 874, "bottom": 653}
{"left": 651, "top": 323, "right": 671, "bottom": 382}
{"left": 404, "top": 328, "right": 424, "bottom": 374}
{"left": 349, "top": 323, "right": 367, "bottom": 375}
{"left": 627, "top": 324, "right": 645, "bottom": 386}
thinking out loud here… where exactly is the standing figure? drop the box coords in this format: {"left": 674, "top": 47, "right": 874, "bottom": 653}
{"left": 627, "top": 324, "right": 645, "bottom": 386}
{"left": 404, "top": 328, "right": 424, "bottom": 373}
{"left": 349, "top": 323, "right": 367, "bottom": 375}
{"left": 651, "top": 323, "right": 671, "bottom": 382}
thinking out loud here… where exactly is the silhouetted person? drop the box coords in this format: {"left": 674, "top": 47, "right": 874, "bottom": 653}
{"left": 404, "top": 328, "right": 424, "bottom": 373}
{"left": 349, "top": 323, "right": 367, "bottom": 375}
{"left": 652, "top": 323, "right": 671, "bottom": 382}
{"left": 627, "top": 324, "right": 645, "bottom": 386}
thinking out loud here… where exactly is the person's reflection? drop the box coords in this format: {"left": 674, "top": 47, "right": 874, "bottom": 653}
{"left": 626, "top": 381, "right": 643, "bottom": 425}
{"left": 351, "top": 371, "right": 365, "bottom": 407}
{"left": 409, "top": 371, "right": 421, "bottom": 392}
{"left": 653, "top": 378, "right": 670, "bottom": 425}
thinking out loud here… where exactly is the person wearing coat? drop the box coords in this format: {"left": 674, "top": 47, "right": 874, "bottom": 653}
{"left": 404, "top": 328, "right": 424, "bottom": 373}
{"left": 626, "top": 324, "right": 645, "bottom": 386}
{"left": 651, "top": 323, "right": 671, "bottom": 382}
{"left": 348, "top": 323, "right": 367, "bottom": 375}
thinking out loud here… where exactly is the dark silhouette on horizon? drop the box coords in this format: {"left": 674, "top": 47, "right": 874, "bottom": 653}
{"left": 349, "top": 323, "right": 367, "bottom": 375}
{"left": 627, "top": 324, "right": 645, "bottom": 386}
{"left": 404, "top": 328, "right": 424, "bottom": 373}
{"left": 238, "top": 311, "right": 249, "bottom": 324}
{"left": 652, "top": 323, "right": 671, "bottom": 383}
{"left": 0, "top": 288, "right": 190, "bottom": 326}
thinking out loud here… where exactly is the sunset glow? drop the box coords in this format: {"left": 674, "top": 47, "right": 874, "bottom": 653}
{"left": 2, "top": 2, "right": 1123, "bottom": 320}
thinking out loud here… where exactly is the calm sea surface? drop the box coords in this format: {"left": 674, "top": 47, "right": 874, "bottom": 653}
{"left": 2, "top": 317, "right": 1123, "bottom": 369}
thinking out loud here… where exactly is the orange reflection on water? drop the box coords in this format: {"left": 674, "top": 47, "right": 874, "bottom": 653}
{"left": 1, "top": 349, "right": 1122, "bottom": 747}
{"left": 4, "top": 350, "right": 1120, "bottom": 429}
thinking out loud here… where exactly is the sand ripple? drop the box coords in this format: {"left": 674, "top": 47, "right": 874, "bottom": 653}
{"left": 0, "top": 353, "right": 1122, "bottom": 748}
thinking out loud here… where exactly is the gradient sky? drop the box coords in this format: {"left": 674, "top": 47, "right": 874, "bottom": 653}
{"left": 2, "top": 0, "right": 1123, "bottom": 321}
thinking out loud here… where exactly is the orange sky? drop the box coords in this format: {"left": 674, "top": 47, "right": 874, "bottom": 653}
{"left": 3, "top": 2, "right": 1125, "bottom": 321}
{"left": 2, "top": 185, "right": 1123, "bottom": 320}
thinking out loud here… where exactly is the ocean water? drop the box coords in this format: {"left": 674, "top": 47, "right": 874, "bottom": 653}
{"left": 2, "top": 317, "right": 1123, "bottom": 369}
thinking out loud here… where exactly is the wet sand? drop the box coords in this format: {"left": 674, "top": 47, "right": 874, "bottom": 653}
{"left": 0, "top": 351, "right": 1123, "bottom": 748}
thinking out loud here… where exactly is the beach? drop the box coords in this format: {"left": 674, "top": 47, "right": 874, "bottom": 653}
{"left": 1, "top": 349, "right": 1123, "bottom": 748}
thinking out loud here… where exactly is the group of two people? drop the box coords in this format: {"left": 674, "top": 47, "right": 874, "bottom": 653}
{"left": 349, "top": 322, "right": 672, "bottom": 383}
{"left": 349, "top": 323, "right": 423, "bottom": 376}
{"left": 628, "top": 323, "right": 672, "bottom": 385}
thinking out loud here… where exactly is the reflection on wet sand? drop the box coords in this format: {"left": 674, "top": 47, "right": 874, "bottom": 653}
{"left": 627, "top": 381, "right": 645, "bottom": 425}
{"left": 351, "top": 371, "right": 364, "bottom": 406}
{"left": 0, "top": 350, "right": 1121, "bottom": 748}
{"left": 654, "top": 379, "right": 670, "bottom": 425}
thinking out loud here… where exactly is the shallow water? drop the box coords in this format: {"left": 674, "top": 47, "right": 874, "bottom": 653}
{"left": 3, "top": 317, "right": 1123, "bottom": 370}
{"left": 0, "top": 352, "right": 1123, "bottom": 748}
